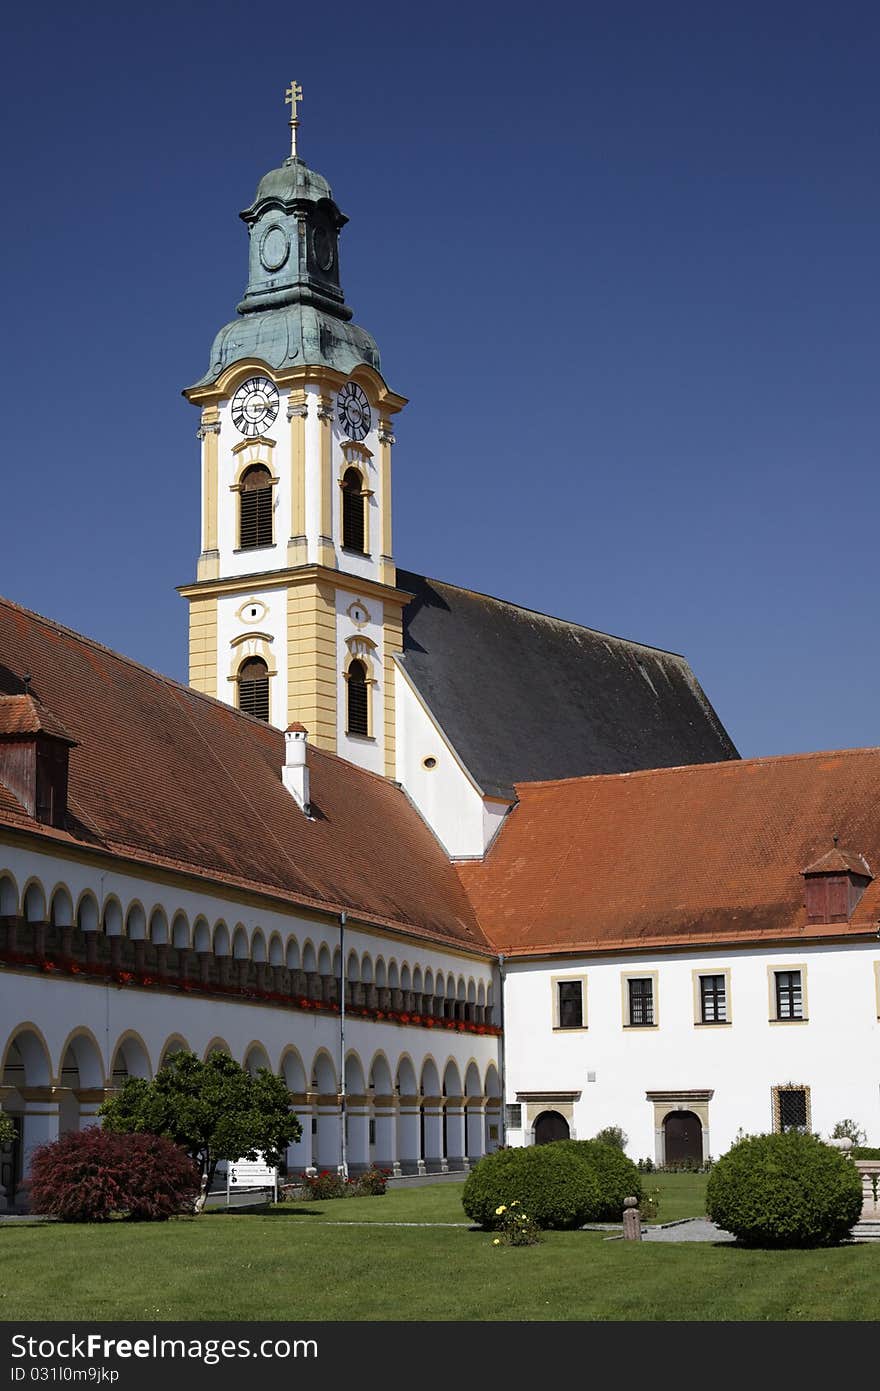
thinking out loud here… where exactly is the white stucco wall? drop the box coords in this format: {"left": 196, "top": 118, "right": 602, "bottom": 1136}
{"left": 395, "top": 663, "right": 512, "bottom": 858}
{"left": 502, "top": 943, "right": 880, "bottom": 1159}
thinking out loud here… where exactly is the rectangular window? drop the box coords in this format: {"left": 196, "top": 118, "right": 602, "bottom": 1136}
{"left": 775, "top": 970, "right": 803, "bottom": 1020}
{"left": 628, "top": 977, "right": 654, "bottom": 1026}
{"left": 700, "top": 974, "right": 727, "bottom": 1023}
{"left": 557, "top": 980, "right": 583, "bottom": 1029}
{"left": 773, "top": 1085, "right": 810, "bottom": 1133}
{"left": 239, "top": 486, "right": 273, "bottom": 550}
{"left": 368, "top": 1119, "right": 376, "bottom": 1146}
{"left": 504, "top": 1104, "right": 522, "bottom": 1129}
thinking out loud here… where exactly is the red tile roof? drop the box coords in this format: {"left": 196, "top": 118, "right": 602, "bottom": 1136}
{"left": 0, "top": 596, "right": 486, "bottom": 953}
{"left": 457, "top": 750, "right": 880, "bottom": 955}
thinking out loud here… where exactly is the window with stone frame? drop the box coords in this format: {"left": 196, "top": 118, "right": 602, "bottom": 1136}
{"left": 775, "top": 970, "right": 804, "bottom": 1020}
{"left": 772, "top": 1084, "right": 811, "bottom": 1133}
{"left": 557, "top": 980, "right": 583, "bottom": 1029}
{"left": 628, "top": 976, "right": 654, "bottom": 1026}
{"left": 699, "top": 973, "right": 727, "bottom": 1023}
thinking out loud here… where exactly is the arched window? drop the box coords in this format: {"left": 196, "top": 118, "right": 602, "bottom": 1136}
{"left": 341, "top": 468, "right": 365, "bottom": 553}
{"left": 346, "top": 659, "right": 369, "bottom": 737}
{"left": 239, "top": 465, "right": 273, "bottom": 550}
{"left": 238, "top": 657, "right": 269, "bottom": 721}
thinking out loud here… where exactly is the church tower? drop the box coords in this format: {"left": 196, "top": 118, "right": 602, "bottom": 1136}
{"left": 179, "top": 84, "right": 407, "bottom": 778}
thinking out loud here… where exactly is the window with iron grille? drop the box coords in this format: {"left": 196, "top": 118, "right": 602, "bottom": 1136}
{"left": 775, "top": 970, "right": 803, "bottom": 1020}
{"left": 557, "top": 980, "right": 583, "bottom": 1029}
{"left": 774, "top": 1085, "right": 810, "bottom": 1133}
{"left": 628, "top": 977, "right": 654, "bottom": 1026}
{"left": 700, "top": 974, "right": 727, "bottom": 1023}
{"left": 239, "top": 465, "right": 273, "bottom": 550}
{"left": 346, "top": 659, "right": 369, "bottom": 736}
{"left": 238, "top": 657, "right": 270, "bottom": 722}
{"left": 504, "top": 1103, "right": 522, "bottom": 1129}
{"left": 341, "top": 467, "right": 365, "bottom": 552}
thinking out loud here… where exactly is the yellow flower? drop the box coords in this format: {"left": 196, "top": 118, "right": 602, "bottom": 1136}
{"left": 492, "top": 1238, "right": 501, "bottom": 1246}
{"left": 495, "top": 1205, "right": 507, "bottom": 1215}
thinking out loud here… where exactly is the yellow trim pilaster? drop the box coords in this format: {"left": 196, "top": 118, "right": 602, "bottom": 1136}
{"left": 287, "top": 576, "right": 337, "bottom": 750}
{"left": 287, "top": 390, "right": 308, "bottom": 566}
{"left": 188, "top": 595, "right": 218, "bottom": 698}
{"left": 197, "top": 409, "right": 221, "bottom": 582}
{"left": 317, "top": 394, "right": 336, "bottom": 569}
{"left": 378, "top": 419, "right": 395, "bottom": 587}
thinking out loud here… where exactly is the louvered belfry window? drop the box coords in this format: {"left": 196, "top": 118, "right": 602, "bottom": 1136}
{"left": 239, "top": 465, "right": 273, "bottom": 550}
{"left": 238, "top": 657, "right": 270, "bottom": 722}
{"left": 341, "top": 468, "right": 365, "bottom": 552}
{"left": 347, "top": 659, "right": 369, "bottom": 736}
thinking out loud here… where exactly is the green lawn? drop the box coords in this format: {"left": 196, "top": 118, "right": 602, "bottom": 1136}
{"left": 4, "top": 1177, "right": 878, "bottom": 1322}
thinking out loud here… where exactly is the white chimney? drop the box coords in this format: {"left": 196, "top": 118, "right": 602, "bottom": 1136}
{"left": 283, "top": 723, "right": 310, "bottom": 814}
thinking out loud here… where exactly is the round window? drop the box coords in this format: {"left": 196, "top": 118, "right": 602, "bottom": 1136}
{"left": 422, "top": 756, "right": 438, "bottom": 770}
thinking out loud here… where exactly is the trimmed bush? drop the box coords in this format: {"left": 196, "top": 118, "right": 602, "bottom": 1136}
{"left": 556, "top": 1140, "right": 642, "bottom": 1220}
{"left": 706, "top": 1131, "right": 863, "bottom": 1248}
{"left": 29, "top": 1127, "right": 200, "bottom": 1222}
{"left": 462, "top": 1145, "right": 602, "bottom": 1230}
{"left": 593, "top": 1125, "right": 628, "bottom": 1152}
{"left": 853, "top": 1147, "right": 880, "bottom": 1161}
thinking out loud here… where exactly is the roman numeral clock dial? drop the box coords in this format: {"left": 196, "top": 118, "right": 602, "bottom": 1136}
{"left": 231, "top": 377, "right": 280, "bottom": 437}
{"left": 337, "top": 382, "right": 371, "bottom": 441}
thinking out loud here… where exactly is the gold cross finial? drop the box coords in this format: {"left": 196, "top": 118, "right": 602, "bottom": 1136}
{"left": 285, "top": 80, "right": 303, "bottom": 159}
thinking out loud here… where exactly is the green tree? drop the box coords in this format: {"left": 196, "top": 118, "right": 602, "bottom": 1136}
{"left": 0, "top": 1107, "right": 15, "bottom": 1147}
{"left": 99, "top": 1051, "right": 302, "bottom": 1197}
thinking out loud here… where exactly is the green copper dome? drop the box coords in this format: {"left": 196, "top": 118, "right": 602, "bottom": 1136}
{"left": 249, "top": 158, "right": 335, "bottom": 208}
{"left": 188, "top": 156, "right": 381, "bottom": 390}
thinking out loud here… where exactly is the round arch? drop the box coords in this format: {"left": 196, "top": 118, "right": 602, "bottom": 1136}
{"left": 125, "top": 902, "right": 147, "bottom": 941}
{"left": 22, "top": 879, "right": 47, "bottom": 923}
{"left": 58, "top": 1027, "right": 106, "bottom": 1090}
{"left": 279, "top": 1046, "right": 307, "bottom": 1093}
{"left": 0, "top": 870, "right": 19, "bottom": 916}
{"left": 311, "top": 1049, "right": 338, "bottom": 1094}
{"left": 1, "top": 1023, "right": 52, "bottom": 1087}
{"left": 76, "top": 890, "right": 99, "bottom": 934}
{"left": 49, "top": 884, "right": 74, "bottom": 928}
{"left": 110, "top": 1031, "right": 152, "bottom": 1081}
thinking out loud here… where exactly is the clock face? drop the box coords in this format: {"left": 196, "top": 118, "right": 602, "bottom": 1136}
{"left": 337, "top": 382, "right": 371, "bottom": 441}
{"left": 231, "top": 377, "right": 279, "bottom": 438}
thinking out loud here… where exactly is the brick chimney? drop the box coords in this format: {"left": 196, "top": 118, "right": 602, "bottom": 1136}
{"left": 282, "top": 723, "right": 310, "bottom": 814}
{"left": 0, "top": 693, "right": 77, "bottom": 829}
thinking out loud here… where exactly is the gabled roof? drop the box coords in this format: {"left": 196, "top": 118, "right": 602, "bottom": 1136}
{"left": 0, "top": 596, "right": 486, "bottom": 954}
{"left": 457, "top": 748, "right": 880, "bottom": 956}
{"left": 398, "top": 571, "right": 739, "bottom": 799}
{"left": 801, "top": 847, "right": 872, "bottom": 878}
{"left": 0, "top": 694, "right": 77, "bottom": 744}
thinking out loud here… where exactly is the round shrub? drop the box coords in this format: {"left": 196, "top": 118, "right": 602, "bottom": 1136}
{"left": 706, "top": 1131, "right": 863, "bottom": 1248}
{"left": 29, "top": 1127, "right": 200, "bottom": 1222}
{"left": 556, "top": 1140, "right": 642, "bottom": 1220}
{"left": 462, "top": 1145, "right": 602, "bottom": 1230}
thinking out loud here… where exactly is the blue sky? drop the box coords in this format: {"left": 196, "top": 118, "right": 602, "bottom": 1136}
{"left": 2, "top": 2, "right": 878, "bottom": 759}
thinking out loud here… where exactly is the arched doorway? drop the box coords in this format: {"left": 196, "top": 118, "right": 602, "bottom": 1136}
{"left": 663, "top": 1110, "right": 703, "bottom": 1165}
{"left": 534, "top": 1110, "right": 570, "bottom": 1145}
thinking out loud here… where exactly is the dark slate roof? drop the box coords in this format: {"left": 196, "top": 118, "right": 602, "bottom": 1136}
{"left": 397, "top": 571, "right": 739, "bottom": 799}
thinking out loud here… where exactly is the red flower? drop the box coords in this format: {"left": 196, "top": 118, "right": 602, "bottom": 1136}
{"left": 39, "top": 960, "right": 57, "bottom": 973}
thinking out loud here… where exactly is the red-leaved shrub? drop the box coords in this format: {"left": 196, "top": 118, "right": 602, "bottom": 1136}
{"left": 29, "top": 1127, "right": 200, "bottom": 1221}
